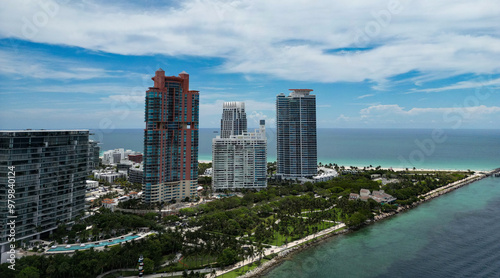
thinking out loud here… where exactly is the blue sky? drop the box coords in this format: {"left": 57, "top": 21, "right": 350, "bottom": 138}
{"left": 0, "top": 0, "right": 499, "bottom": 130}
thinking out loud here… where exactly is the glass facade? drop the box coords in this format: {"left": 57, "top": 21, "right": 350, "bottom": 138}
{"left": 276, "top": 89, "right": 317, "bottom": 179}
{"left": 0, "top": 130, "right": 90, "bottom": 249}
{"left": 143, "top": 69, "right": 199, "bottom": 203}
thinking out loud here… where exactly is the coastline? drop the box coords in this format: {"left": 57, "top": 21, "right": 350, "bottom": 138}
{"left": 200, "top": 160, "right": 488, "bottom": 173}
{"left": 238, "top": 168, "right": 498, "bottom": 278}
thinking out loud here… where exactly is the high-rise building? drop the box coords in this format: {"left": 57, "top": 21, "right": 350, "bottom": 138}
{"left": 220, "top": 101, "right": 247, "bottom": 138}
{"left": 0, "top": 130, "right": 90, "bottom": 262}
{"left": 276, "top": 89, "right": 317, "bottom": 179}
{"left": 143, "top": 69, "right": 199, "bottom": 203}
{"left": 213, "top": 101, "right": 267, "bottom": 191}
{"left": 89, "top": 140, "right": 100, "bottom": 169}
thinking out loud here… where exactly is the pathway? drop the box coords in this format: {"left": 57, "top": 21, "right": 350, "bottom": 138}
{"left": 213, "top": 222, "right": 346, "bottom": 277}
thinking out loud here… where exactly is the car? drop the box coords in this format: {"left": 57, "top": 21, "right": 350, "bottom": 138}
{"left": 65, "top": 245, "right": 71, "bottom": 248}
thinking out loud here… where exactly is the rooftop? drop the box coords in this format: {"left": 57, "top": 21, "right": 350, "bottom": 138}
{"left": 288, "top": 89, "right": 314, "bottom": 97}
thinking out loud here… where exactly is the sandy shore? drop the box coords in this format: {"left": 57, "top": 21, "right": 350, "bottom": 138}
{"left": 200, "top": 160, "right": 488, "bottom": 173}
{"left": 359, "top": 166, "right": 483, "bottom": 173}
{"left": 239, "top": 169, "right": 497, "bottom": 278}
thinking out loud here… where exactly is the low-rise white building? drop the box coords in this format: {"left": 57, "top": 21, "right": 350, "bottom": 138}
{"left": 102, "top": 149, "right": 137, "bottom": 164}
{"left": 313, "top": 167, "right": 338, "bottom": 182}
{"left": 102, "top": 198, "right": 117, "bottom": 210}
{"left": 93, "top": 170, "right": 127, "bottom": 183}
{"left": 203, "top": 168, "right": 213, "bottom": 176}
{"left": 86, "top": 180, "right": 99, "bottom": 189}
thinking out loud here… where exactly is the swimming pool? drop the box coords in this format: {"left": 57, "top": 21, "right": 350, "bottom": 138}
{"left": 48, "top": 235, "right": 139, "bottom": 252}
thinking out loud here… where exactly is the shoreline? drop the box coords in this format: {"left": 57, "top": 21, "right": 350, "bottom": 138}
{"left": 200, "top": 160, "right": 492, "bottom": 173}
{"left": 239, "top": 169, "right": 498, "bottom": 278}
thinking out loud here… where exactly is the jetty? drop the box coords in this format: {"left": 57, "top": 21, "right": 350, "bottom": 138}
{"left": 487, "top": 168, "right": 500, "bottom": 177}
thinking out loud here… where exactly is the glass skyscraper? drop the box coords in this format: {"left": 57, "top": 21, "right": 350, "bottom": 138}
{"left": 143, "top": 69, "right": 199, "bottom": 203}
{"left": 0, "top": 130, "right": 90, "bottom": 260}
{"left": 276, "top": 89, "right": 317, "bottom": 179}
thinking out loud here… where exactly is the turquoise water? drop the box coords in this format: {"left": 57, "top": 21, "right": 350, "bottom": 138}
{"left": 264, "top": 177, "right": 500, "bottom": 277}
{"left": 49, "top": 235, "right": 139, "bottom": 252}
{"left": 89, "top": 128, "right": 500, "bottom": 277}
{"left": 91, "top": 128, "right": 500, "bottom": 170}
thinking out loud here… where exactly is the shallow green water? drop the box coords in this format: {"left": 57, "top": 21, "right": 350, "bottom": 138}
{"left": 264, "top": 177, "right": 500, "bottom": 277}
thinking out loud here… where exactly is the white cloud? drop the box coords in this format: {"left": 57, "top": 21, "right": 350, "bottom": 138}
{"left": 336, "top": 114, "right": 350, "bottom": 121}
{"left": 1, "top": 0, "right": 500, "bottom": 85}
{"left": 408, "top": 77, "right": 500, "bottom": 94}
{"left": 360, "top": 104, "right": 500, "bottom": 116}
{"left": 357, "top": 94, "right": 374, "bottom": 99}
{"left": 0, "top": 48, "right": 129, "bottom": 80}
{"left": 248, "top": 111, "right": 275, "bottom": 127}
{"left": 358, "top": 104, "right": 500, "bottom": 128}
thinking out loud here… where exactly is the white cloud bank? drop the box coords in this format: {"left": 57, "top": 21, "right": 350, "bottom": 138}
{"left": 1, "top": 0, "right": 500, "bottom": 84}
{"left": 357, "top": 104, "right": 500, "bottom": 128}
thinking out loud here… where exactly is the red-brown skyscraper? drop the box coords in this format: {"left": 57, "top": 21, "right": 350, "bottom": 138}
{"left": 143, "top": 69, "right": 199, "bottom": 203}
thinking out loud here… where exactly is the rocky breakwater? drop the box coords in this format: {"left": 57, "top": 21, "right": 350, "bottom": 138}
{"left": 374, "top": 171, "right": 491, "bottom": 222}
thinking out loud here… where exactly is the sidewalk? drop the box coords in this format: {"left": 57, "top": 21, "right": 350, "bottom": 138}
{"left": 214, "top": 222, "right": 346, "bottom": 277}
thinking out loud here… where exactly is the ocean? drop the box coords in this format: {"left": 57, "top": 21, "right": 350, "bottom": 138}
{"left": 90, "top": 127, "right": 500, "bottom": 277}
{"left": 90, "top": 128, "right": 500, "bottom": 171}
{"left": 263, "top": 176, "right": 500, "bottom": 278}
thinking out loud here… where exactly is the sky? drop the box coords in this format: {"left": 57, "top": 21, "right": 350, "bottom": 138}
{"left": 0, "top": 0, "right": 499, "bottom": 130}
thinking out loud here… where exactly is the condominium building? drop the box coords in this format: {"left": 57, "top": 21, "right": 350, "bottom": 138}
{"left": 102, "top": 148, "right": 136, "bottom": 165}
{"left": 143, "top": 69, "right": 199, "bottom": 203}
{"left": 128, "top": 153, "right": 143, "bottom": 163}
{"left": 221, "top": 101, "right": 247, "bottom": 138}
{"left": 276, "top": 89, "right": 317, "bottom": 179}
{"left": 213, "top": 103, "right": 267, "bottom": 191}
{"left": 92, "top": 170, "right": 127, "bottom": 183}
{"left": 128, "top": 164, "right": 144, "bottom": 184}
{"left": 89, "top": 140, "right": 100, "bottom": 169}
{"left": 0, "top": 130, "right": 90, "bottom": 262}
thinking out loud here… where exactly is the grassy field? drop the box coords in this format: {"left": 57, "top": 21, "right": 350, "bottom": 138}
{"left": 103, "top": 271, "right": 137, "bottom": 278}
{"left": 157, "top": 255, "right": 218, "bottom": 273}
{"left": 220, "top": 258, "right": 271, "bottom": 278}
{"left": 264, "top": 221, "right": 337, "bottom": 246}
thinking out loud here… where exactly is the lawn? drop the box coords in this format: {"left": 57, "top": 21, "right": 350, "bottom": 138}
{"left": 103, "top": 271, "right": 138, "bottom": 278}
{"left": 180, "top": 255, "right": 218, "bottom": 269}
{"left": 300, "top": 207, "right": 340, "bottom": 219}
{"left": 264, "top": 221, "right": 337, "bottom": 246}
{"left": 157, "top": 255, "right": 218, "bottom": 272}
{"left": 220, "top": 258, "right": 271, "bottom": 278}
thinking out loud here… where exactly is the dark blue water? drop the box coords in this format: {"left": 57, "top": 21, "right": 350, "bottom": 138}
{"left": 264, "top": 177, "right": 500, "bottom": 278}
{"left": 91, "top": 128, "right": 500, "bottom": 170}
